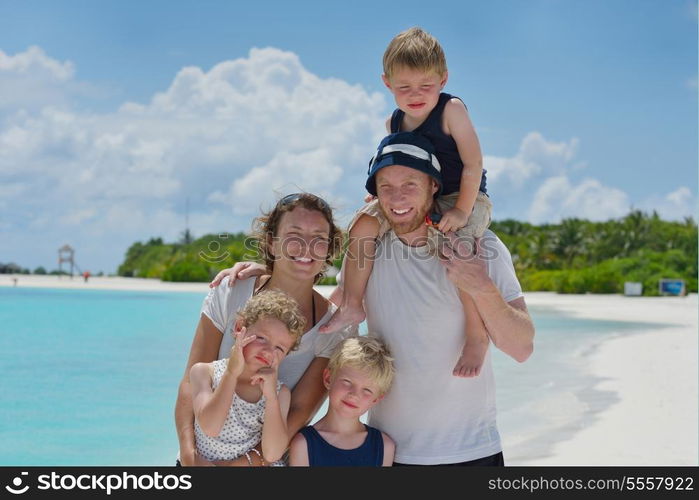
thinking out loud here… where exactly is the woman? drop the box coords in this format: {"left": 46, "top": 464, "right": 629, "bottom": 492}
{"left": 175, "top": 193, "right": 354, "bottom": 466}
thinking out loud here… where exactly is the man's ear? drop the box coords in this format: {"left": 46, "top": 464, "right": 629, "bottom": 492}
{"left": 322, "top": 368, "right": 332, "bottom": 390}
{"left": 431, "top": 179, "right": 439, "bottom": 197}
{"left": 439, "top": 70, "right": 448, "bottom": 90}
{"left": 381, "top": 74, "right": 392, "bottom": 90}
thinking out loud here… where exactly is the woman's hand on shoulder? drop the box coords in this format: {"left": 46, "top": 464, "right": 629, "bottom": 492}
{"left": 209, "top": 262, "right": 267, "bottom": 288}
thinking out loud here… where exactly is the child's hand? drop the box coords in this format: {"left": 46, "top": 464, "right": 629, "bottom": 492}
{"left": 250, "top": 353, "right": 281, "bottom": 399}
{"left": 227, "top": 327, "right": 255, "bottom": 378}
{"left": 438, "top": 207, "right": 470, "bottom": 233}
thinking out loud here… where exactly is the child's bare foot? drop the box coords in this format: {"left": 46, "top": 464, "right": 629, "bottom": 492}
{"left": 319, "top": 304, "right": 366, "bottom": 334}
{"left": 453, "top": 337, "right": 489, "bottom": 377}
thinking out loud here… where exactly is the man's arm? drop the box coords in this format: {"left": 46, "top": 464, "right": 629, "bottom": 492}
{"left": 472, "top": 292, "right": 533, "bottom": 363}
{"left": 441, "top": 234, "right": 534, "bottom": 363}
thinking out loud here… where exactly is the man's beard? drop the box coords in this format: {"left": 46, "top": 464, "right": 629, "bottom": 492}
{"left": 379, "top": 197, "right": 434, "bottom": 236}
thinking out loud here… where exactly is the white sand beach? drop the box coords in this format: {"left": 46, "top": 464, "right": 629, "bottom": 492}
{"left": 516, "top": 292, "right": 698, "bottom": 466}
{"left": 3, "top": 275, "right": 697, "bottom": 466}
{"left": 0, "top": 273, "right": 209, "bottom": 293}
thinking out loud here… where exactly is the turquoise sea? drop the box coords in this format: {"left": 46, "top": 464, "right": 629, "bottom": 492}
{"left": 0, "top": 287, "right": 669, "bottom": 465}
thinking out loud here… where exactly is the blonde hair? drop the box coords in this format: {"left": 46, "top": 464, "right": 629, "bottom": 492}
{"left": 383, "top": 27, "right": 447, "bottom": 79}
{"left": 327, "top": 337, "right": 395, "bottom": 396}
{"left": 236, "top": 290, "right": 306, "bottom": 351}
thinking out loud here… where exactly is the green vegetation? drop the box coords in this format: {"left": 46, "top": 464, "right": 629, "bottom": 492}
{"left": 117, "top": 211, "right": 697, "bottom": 295}
{"left": 117, "top": 232, "right": 345, "bottom": 284}
{"left": 492, "top": 211, "right": 697, "bottom": 295}
{"left": 0, "top": 263, "right": 29, "bottom": 274}
{"left": 118, "top": 233, "right": 260, "bottom": 282}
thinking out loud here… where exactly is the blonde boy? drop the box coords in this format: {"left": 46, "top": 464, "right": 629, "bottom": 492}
{"left": 288, "top": 336, "right": 395, "bottom": 466}
{"left": 190, "top": 290, "right": 305, "bottom": 465}
{"left": 322, "top": 27, "right": 492, "bottom": 379}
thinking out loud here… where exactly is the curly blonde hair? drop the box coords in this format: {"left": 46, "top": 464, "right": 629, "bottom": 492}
{"left": 327, "top": 336, "right": 395, "bottom": 396}
{"left": 383, "top": 27, "right": 447, "bottom": 79}
{"left": 236, "top": 290, "right": 306, "bottom": 351}
{"left": 250, "top": 193, "right": 343, "bottom": 284}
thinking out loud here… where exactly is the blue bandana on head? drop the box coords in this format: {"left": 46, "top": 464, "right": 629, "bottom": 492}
{"left": 365, "top": 132, "right": 443, "bottom": 197}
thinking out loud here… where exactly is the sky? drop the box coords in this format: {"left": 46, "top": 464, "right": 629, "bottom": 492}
{"left": 0, "top": 0, "right": 696, "bottom": 274}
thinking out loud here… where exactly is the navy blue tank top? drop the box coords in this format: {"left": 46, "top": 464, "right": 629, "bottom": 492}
{"left": 299, "top": 425, "right": 384, "bottom": 466}
{"left": 390, "top": 92, "right": 487, "bottom": 195}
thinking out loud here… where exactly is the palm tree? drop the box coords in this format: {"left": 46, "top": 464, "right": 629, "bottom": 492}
{"left": 552, "top": 218, "right": 588, "bottom": 267}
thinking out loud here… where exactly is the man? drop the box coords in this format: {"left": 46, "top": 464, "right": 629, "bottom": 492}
{"left": 362, "top": 132, "right": 534, "bottom": 466}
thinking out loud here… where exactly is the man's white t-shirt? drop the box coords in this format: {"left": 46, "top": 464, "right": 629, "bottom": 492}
{"left": 200, "top": 276, "right": 354, "bottom": 390}
{"left": 364, "top": 229, "right": 523, "bottom": 464}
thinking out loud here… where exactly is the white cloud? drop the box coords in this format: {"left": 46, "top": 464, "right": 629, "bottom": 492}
{"left": 3, "top": 45, "right": 692, "bottom": 272}
{"left": 528, "top": 176, "right": 630, "bottom": 223}
{"left": 58, "top": 208, "right": 98, "bottom": 226}
{"left": 0, "top": 45, "right": 73, "bottom": 80}
{"left": 209, "top": 148, "right": 345, "bottom": 216}
{"left": 484, "top": 132, "right": 634, "bottom": 224}
{"left": 484, "top": 132, "right": 693, "bottom": 224}
{"left": 638, "top": 186, "right": 697, "bottom": 221}
{"left": 484, "top": 132, "right": 579, "bottom": 190}
{"left": 666, "top": 186, "right": 691, "bottom": 205}
{"left": 0, "top": 46, "right": 387, "bottom": 271}
{"left": 0, "top": 46, "right": 77, "bottom": 112}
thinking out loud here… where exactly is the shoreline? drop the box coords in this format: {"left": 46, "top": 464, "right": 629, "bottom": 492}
{"left": 532, "top": 325, "right": 696, "bottom": 465}
{"left": 514, "top": 292, "right": 698, "bottom": 466}
{"left": 0, "top": 274, "right": 210, "bottom": 293}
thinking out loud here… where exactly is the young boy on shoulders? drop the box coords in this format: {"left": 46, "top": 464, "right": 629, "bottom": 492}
{"left": 288, "top": 336, "right": 395, "bottom": 466}
{"left": 322, "top": 26, "right": 492, "bottom": 379}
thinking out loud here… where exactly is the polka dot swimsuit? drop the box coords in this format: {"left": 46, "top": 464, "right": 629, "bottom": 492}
{"left": 194, "top": 358, "right": 282, "bottom": 461}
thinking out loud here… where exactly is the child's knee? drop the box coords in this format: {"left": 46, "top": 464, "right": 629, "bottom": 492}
{"left": 471, "top": 194, "right": 492, "bottom": 233}
{"left": 461, "top": 206, "right": 490, "bottom": 239}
